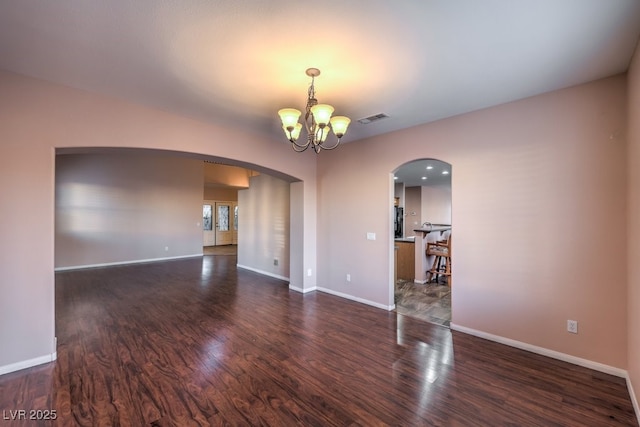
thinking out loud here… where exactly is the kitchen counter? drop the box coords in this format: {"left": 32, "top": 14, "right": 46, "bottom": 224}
{"left": 413, "top": 225, "right": 451, "bottom": 234}
{"left": 395, "top": 239, "right": 415, "bottom": 281}
{"left": 394, "top": 237, "right": 416, "bottom": 243}
{"left": 411, "top": 225, "right": 451, "bottom": 283}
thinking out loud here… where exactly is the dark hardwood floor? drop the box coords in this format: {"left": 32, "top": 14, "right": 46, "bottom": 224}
{"left": 0, "top": 255, "right": 637, "bottom": 426}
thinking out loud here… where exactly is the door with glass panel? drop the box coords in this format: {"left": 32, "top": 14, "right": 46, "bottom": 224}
{"left": 203, "top": 203, "right": 215, "bottom": 246}
{"left": 215, "top": 202, "right": 233, "bottom": 245}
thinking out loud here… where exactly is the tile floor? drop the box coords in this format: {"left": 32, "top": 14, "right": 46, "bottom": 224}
{"left": 394, "top": 280, "right": 451, "bottom": 327}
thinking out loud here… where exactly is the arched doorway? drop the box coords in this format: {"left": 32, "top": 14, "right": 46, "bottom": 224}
{"left": 391, "top": 158, "right": 452, "bottom": 326}
{"left": 54, "top": 147, "right": 308, "bottom": 289}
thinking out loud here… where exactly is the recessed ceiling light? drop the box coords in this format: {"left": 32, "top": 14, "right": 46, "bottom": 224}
{"left": 426, "top": 165, "right": 433, "bottom": 170}
{"left": 394, "top": 176, "right": 398, "bottom": 180}
{"left": 442, "top": 171, "right": 449, "bottom": 175}
{"left": 421, "top": 176, "right": 427, "bottom": 180}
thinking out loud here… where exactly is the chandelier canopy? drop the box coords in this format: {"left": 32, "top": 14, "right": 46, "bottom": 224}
{"left": 278, "top": 68, "right": 350, "bottom": 153}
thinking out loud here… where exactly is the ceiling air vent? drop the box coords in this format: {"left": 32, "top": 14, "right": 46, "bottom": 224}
{"left": 357, "top": 113, "right": 389, "bottom": 125}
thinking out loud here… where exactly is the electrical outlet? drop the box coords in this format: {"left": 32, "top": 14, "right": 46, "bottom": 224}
{"left": 567, "top": 320, "right": 578, "bottom": 334}
{"left": 273, "top": 258, "right": 279, "bottom": 266}
{"left": 307, "top": 269, "right": 312, "bottom": 277}
{"left": 346, "top": 274, "right": 351, "bottom": 282}
{"left": 164, "top": 246, "right": 169, "bottom": 251}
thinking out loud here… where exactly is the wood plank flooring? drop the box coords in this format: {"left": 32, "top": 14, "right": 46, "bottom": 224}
{"left": 0, "top": 255, "right": 637, "bottom": 426}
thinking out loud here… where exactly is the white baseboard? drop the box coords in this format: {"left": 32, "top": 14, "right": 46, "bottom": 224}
{"left": 450, "top": 323, "right": 627, "bottom": 378}
{"left": 54, "top": 254, "right": 203, "bottom": 271}
{"left": 627, "top": 375, "right": 640, "bottom": 426}
{"left": 316, "top": 287, "right": 395, "bottom": 311}
{"left": 0, "top": 352, "right": 57, "bottom": 376}
{"left": 236, "top": 264, "right": 289, "bottom": 282}
{"left": 289, "top": 285, "right": 317, "bottom": 293}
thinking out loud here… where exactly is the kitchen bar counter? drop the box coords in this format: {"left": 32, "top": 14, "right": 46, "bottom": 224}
{"left": 394, "top": 237, "right": 417, "bottom": 243}
{"left": 413, "top": 225, "right": 451, "bottom": 234}
{"left": 413, "top": 225, "right": 451, "bottom": 283}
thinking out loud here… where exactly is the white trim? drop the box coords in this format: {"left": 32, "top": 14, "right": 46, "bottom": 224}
{"left": 236, "top": 264, "right": 289, "bottom": 282}
{"left": 289, "top": 285, "right": 317, "bottom": 294}
{"left": 450, "top": 323, "right": 627, "bottom": 378}
{"left": 627, "top": 375, "right": 640, "bottom": 425}
{"left": 0, "top": 352, "right": 57, "bottom": 376}
{"left": 316, "top": 287, "right": 395, "bottom": 311}
{"left": 54, "top": 254, "right": 203, "bottom": 272}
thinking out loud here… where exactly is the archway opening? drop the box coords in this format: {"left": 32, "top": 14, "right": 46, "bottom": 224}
{"left": 54, "top": 147, "right": 305, "bottom": 286}
{"left": 391, "top": 158, "right": 452, "bottom": 327}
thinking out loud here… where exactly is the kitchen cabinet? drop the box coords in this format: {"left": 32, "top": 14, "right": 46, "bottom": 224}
{"left": 395, "top": 240, "right": 415, "bottom": 281}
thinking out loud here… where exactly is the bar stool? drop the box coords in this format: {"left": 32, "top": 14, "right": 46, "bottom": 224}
{"left": 426, "top": 234, "right": 452, "bottom": 286}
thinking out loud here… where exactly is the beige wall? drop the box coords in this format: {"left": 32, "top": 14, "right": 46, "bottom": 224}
{"left": 318, "top": 75, "right": 628, "bottom": 368}
{"left": 204, "top": 163, "right": 253, "bottom": 188}
{"left": 404, "top": 186, "right": 421, "bottom": 236}
{"left": 203, "top": 163, "right": 254, "bottom": 200}
{"left": 56, "top": 152, "right": 204, "bottom": 268}
{"left": 0, "top": 65, "right": 637, "bottom": 413}
{"left": 400, "top": 182, "right": 452, "bottom": 237}
{"left": 238, "top": 174, "right": 290, "bottom": 279}
{"left": 0, "top": 70, "right": 317, "bottom": 371}
{"left": 204, "top": 186, "right": 239, "bottom": 201}
{"left": 627, "top": 41, "right": 640, "bottom": 415}
{"left": 421, "top": 184, "right": 452, "bottom": 225}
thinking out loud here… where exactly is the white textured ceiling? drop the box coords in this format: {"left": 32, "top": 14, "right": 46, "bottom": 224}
{"left": 1, "top": 0, "right": 640, "bottom": 145}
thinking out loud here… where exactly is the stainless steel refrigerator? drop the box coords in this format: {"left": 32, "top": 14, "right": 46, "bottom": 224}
{"left": 394, "top": 206, "right": 403, "bottom": 238}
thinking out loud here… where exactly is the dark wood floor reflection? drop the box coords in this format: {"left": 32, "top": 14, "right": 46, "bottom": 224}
{"left": 0, "top": 256, "right": 637, "bottom": 426}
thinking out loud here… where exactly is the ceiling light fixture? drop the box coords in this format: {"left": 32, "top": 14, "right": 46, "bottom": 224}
{"left": 278, "top": 68, "right": 351, "bottom": 153}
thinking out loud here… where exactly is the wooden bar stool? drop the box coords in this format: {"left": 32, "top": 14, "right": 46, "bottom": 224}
{"left": 426, "top": 234, "right": 452, "bottom": 286}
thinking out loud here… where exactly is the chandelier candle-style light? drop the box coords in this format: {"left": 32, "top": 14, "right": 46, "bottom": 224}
{"left": 278, "top": 68, "right": 351, "bottom": 153}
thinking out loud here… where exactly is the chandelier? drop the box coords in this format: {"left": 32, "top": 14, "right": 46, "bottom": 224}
{"left": 278, "top": 68, "right": 351, "bottom": 153}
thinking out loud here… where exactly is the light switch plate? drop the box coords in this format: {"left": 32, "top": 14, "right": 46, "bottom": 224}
{"left": 367, "top": 232, "right": 376, "bottom": 240}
